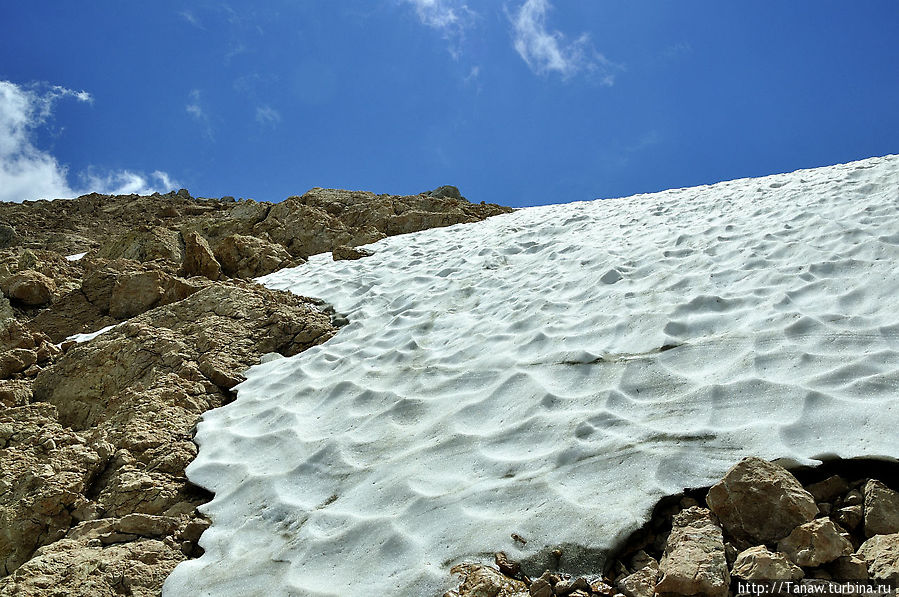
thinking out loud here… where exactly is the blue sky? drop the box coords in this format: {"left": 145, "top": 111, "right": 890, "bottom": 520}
{"left": 1, "top": 1, "right": 897, "bottom": 207}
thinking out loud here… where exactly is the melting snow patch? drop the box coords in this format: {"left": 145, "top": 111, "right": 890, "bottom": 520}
{"left": 67, "top": 324, "right": 118, "bottom": 343}
{"left": 65, "top": 252, "right": 88, "bottom": 261}
{"left": 165, "top": 155, "right": 899, "bottom": 597}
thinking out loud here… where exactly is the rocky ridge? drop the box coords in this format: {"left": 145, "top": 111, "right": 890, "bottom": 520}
{"left": 446, "top": 457, "right": 899, "bottom": 597}
{"left": 0, "top": 186, "right": 511, "bottom": 596}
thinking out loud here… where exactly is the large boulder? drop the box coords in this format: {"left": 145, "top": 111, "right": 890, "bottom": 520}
{"left": 214, "top": 234, "right": 301, "bottom": 279}
{"left": 3, "top": 270, "right": 55, "bottom": 306}
{"left": 655, "top": 507, "right": 729, "bottom": 597}
{"left": 97, "top": 226, "right": 183, "bottom": 264}
{"left": 180, "top": 231, "right": 221, "bottom": 280}
{"left": 863, "top": 480, "right": 899, "bottom": 537}
{"left": 856, "top": 533, "right": 899, "bottom": 582}
{"left": 706, "top": 457, "right": 818, "bottom": 544}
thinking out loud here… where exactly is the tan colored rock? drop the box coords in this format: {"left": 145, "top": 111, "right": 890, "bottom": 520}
{"left": 835, "top": 505, "right": 864, "bottom": 531}
{"left": 706, "top": 457, "right": 818, "bottom": 543}
{"left": 0, "top": 403, "right": 108, "bottom": 576}
{"left": 0, "top": 379, "right": 32, "bottom": 407}
{"left": 4, "top": 270, "right": 55, "bottom": 305}
{"left": 332, "top": 244, "right": 373, "bottom": 261}
{"left": 445, "top": 563, "right": 529, "bottom": 597}
{"left": 214, "top": 233, "right": 301, "bottom": 278}
{"left": 180, "top": 231, "right": 221, "bottom": 279}
{"left": 0, "top": 348, "right": 37, "bottom": 378}
{"left": 863, "top": 480, "right": 899, "bottom": 537}
{"left": 777, "top": 518, "right": 853, "bottom": 567}
{"left": 856, "top": 533, "right": 899, "bottom": 582}
{"left": 108, "top": 269, "right": 168, "bottom": 319}
{"left": 731, "top": 545, "right": 803, "bottom": 581}
{"left": 617, "top": 562, "right": 659, "bottom": 597}
{"left": 656, "top": 507, "right": 729, "bottom": 597}
{"left": 0, "top": 538, "right": 185, "bottom": 597}
{"left": 806, "top": 476, "right": 850, "bottom": 503}
{"left": 97, "top": 226, "right": 183, "bottom": 264}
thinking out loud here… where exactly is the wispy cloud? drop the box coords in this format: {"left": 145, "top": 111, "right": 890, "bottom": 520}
{"left": 401, "top": 0, "right": 477, "bottom": 58}
{"left": 255, "top": 105, "right": 281, "bottom": 127}
{"left": 508, "top": 0, "right": 616, "bottom": 83}
{"left": 0, "top": 80, "right": 177, "bottom": 202}
{"left": 179, "top": 9, "right": 205, "bottom": 30}
{"left": 186, "top": 89, "right": 214, "bottom": 139}
{"left": 79, "top": 169, "right": 180, "bottom": 196}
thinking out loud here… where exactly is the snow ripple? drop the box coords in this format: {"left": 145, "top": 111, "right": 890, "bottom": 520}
{"left": 165, "top": 155, "right": 899, "bottom": 597}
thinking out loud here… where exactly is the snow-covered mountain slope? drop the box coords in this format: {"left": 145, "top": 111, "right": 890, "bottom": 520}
{"left": 164, "top": 155, "right": 899, "bottom": 597}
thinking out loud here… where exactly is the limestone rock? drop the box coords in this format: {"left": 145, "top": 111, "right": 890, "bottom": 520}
{"left": 706, "top": 457, "right": 818, "bottom": 543}
{"left": 617, "top": 561, "right": 659, "bottom": 597}
{"left": 835, "top": 505, "right": 864, "bottom": 531}
{"left": 0, "top": 538, "right": 185, "bottom": 597}
{"left": 109, "top": 269, "right": 169, "bottom": 319}
{"left": 806, "top": 476, "right": 850, "bottom": 503}
{"left": 214, "top": 234, "right": 301, "bottom": 278}
{"left": 731, "top": 545, "right": 804, "bottom": 581}
{"left": 4, "top": 270, "right": 55, "bottom": 305}
{"left": 445, "top": 564, "right": 528, "bottom": 597}
{"left": 777, "top": 518, "right": 853, "bottom": 567}
{"left": 180, "top": 231, "right": 221, "bottom": 279}
{"left": 863, "top": 480, "right": 899, "bottom": 537}
{"left": 656, "top": 507, "right": 729, "bottom": 597}
{"left": 332, "top": 244, "right": 373, "bottom": 261}
{"left": 856, "top": 533, "right": 899, "bottom": 582}
{"left": 97, "top": 226, "right": 183, "bottom": 264}
{"left": 426, "top": 185, "right": 464, "bottom": 200}
{"left": 0, "top": 403, "right": 107, "bottom": 575}
{"left": 0, "top": 348, "right": 36, "bottom": 378}
{"left": 0, "top": 296, "right": 13, "bottom": 323}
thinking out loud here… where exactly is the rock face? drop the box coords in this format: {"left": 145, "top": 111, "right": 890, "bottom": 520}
{"left": 706, "top": 457, "right": 818, "bottom": 544}
{"left": 656, "top": 507, "right": 729, "bottom": 597}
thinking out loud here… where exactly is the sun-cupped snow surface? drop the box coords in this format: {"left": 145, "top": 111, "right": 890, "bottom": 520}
{"left": 165, "top": 156, "right": 899, "bottom": 597}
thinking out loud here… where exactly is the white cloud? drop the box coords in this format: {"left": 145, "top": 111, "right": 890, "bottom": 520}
{"left": 179, "top": 9, "right": 205, "bottom": 30}
{"left": 255, "top": 105, "right": 281, "bottom": 127}
{"left": 186, "top": 89, "right": 214, "bottom": 139}
{"left": 79, "top": 169, "right": 180, "bottom": 196}
{"left": 401, "top": 0, "right": 477, "bottom": 58}
{"left": 509, "top": 0, "right": 615, "bottom": 82}
{"left": 0, "top": 80, "right": 178, "bottom": 202}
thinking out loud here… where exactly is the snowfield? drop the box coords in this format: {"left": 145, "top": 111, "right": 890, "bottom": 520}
{"left": 165, "top": 155, "right": 899, "bottom": 597}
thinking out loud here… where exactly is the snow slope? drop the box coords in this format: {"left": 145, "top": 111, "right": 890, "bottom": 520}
{"left": 165, "top": 155, "right": 899, "bottom": 597}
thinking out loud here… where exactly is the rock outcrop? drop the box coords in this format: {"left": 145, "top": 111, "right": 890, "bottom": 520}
{"left": 0, "top": 186, "right": 511, "bottom": 596}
